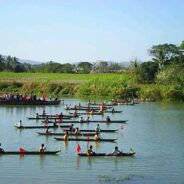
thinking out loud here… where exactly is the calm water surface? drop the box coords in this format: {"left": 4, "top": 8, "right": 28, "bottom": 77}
{"left": 0, "top": 99, "right": 184, "bottom": 184}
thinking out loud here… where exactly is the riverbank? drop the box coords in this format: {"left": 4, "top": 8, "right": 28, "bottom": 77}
{"left": 0, "top": 72, "right": 184, "bottom": 101}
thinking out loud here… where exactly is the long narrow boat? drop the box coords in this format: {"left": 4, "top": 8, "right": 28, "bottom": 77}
{"left": 78, "top": 152, "right": 135, "bottom": 157}
{"left": 54, "top": 137, "right": 117, "bottom": 142}
{"left": 87, "top": 103, "right": 118, "bottom": 106}
{"left": 63, "top": 129, "right": 117, "bottom": 133}
{"left": 41, "top": 120, "right": 127, "bottom": 124}
{"left": 34, "top": 114, "right": 79, "bottom": 118}
{"left": 37, "top": 132, "right": 96, "bottom": 136}
{"left": 65, "top": 106, "right": 112, "bottom": 111}
{"left": 0, "top": 150, "right": 61, "bottom": 155}
{"left": 0, "top": 99, "right": 61, "bottom": 106}
{"left": 14, "top": 125, "right": 70, "bottom": 129}
{"left": 27, "top": 116, "right": 72, "bottom": 120}
{"left": 69, "top": 110, "right": 122, "bottom": 115}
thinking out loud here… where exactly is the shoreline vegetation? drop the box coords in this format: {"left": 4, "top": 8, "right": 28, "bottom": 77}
{"left": 1, "top": 41, "right": 184, "bottom": 101}
{"left": 0, "top": 72, "right": 183, "bottom": 102}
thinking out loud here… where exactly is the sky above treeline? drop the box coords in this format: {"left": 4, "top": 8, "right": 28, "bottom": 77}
{"left": 0, "top": 0, "right": 184, "bottom": 63}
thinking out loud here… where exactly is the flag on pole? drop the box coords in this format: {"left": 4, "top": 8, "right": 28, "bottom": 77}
{"left": 76, "top": 144, "right": 81, "bottom": 153}
{"left": 19, "top": 148, "right": 26, "bottom": 152}
{"left": 43, "top": 91, "right": 47, "bottom": 101}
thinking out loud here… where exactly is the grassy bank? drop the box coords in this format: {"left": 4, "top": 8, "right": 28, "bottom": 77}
{"left": 0, "top": 72, "right": 184, "bottom": 101}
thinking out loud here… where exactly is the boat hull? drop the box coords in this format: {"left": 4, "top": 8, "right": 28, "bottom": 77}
{"left": 78, "top": 152, "right": 135, "bottom": 156}
{"left": 54, "top": 137, "right": 117, "bottom": 142}
{"left": 0, "top": 150, "right": 60, "bottom": 155}
{"left": 37, "top": 132, "right": 96, "bottom": 136}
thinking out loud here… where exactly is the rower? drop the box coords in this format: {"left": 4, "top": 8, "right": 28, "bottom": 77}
{"left": 69, "top": 124, "right": 74, "bottom": 132}
{"left": 79, "top": 116, "right": 84, "bottom": 123}
{"left": 85, "top": 116, "right": 90, "bottom": 122}
{"left": 106, "top": 116, "right": 111, "bottom": 122}
{"left": 73, "top": 110, "right": 77, "bottom": 117}
{"left": 94, "top": 132, "right": 101, "bottom": 141}
{"left": 0, "top": 143, "right": 4, "bottom": 152}
{"left": 42, "top": 110, "right": 46, "bottom": 116}
{"left": 112, "top": 107, "right": 115, "bottom": 113}
{"left": 74, "top": 127, "right": 80, "bottom": 134}
{"left": 36, "top": 113, "right": 39, "bottom": 119}
{"left": 63, "top": 131, "right": 69, "bottom": 141}
{"left": 44, "top": 116, "right": 49, "bottom": 123}
{"left": 45, "top": 127, "right": 50, "bottom": 134}
{"left": 95, "top": 124, "right": 101, "bottom": 133}
{"left": 87, "top": 145, "right": 95, "bottom": 156}
{"left": 58, "top": 112, "right": 63, "bottom": 119}
{"left": 17, "top": 120, "right": 23, "bottom": 127}
{"left": 39, "top": 144, "right": 46, "bottom": 152}
{"left": 111, "top": 146, "right": 121, "bottom": 155}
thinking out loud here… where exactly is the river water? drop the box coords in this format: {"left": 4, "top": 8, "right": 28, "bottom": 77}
{"left": 0, "top": 99, "right": 184, "bottom": 184}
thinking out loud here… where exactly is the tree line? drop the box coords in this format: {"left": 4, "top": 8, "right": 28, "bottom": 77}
{"left": 0, "top": 40, "right": 184, "bottom": 85}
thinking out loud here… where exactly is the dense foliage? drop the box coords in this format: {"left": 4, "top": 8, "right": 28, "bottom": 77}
{"left": 0, "top": 40, "right": 184, "bottom": 101}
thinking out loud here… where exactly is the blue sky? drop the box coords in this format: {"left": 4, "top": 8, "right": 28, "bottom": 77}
{"left": 0, "top": 0, "right": 184, "bottom": 63}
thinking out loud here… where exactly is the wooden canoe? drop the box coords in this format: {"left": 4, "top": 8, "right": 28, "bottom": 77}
{"left": 54, "top": 137, "right": 117, "bottom": 142}
{"left": 0, "top": 99, "right": 61, "bottom": 106}
{"left": 78, "top": 152, "right": 135, "bottom": 157}
{"left": 27, "top": 116, "right": 72, "bottom": 120}
{"left": 14, "top": 125, "right": 70, "bottom": 129}
{"left": 41, "top": 120, "right": 127, "bottom": 124}
{"left": 0, "top": 150, "right": 61, "bottom": 155}
{"left": 37, "top": 132, "right": 96, "bottom": 136}
{"left": 63, "top": 129, "right": 118, "bottom": 133}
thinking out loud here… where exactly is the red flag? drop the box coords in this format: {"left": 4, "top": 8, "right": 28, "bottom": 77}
{"left": 43, "top": 91, "right": 47, "bottom": 101}
{"left": 76, "top": 144, "right": 81, "bottom": 153}
{"left": 19, "top": 148, "right": 26, "bottom": 152}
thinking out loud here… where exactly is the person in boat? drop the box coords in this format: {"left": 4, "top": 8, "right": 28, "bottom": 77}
{"left": 58, "top": 112, "right": 63, "bottom": 119}
{"left": 106, "top": 116, "right": 111, "bottom": 122}
{"left": 69, "top": 124, "right": 74, "bottom": 132}
{"left": 65, "top": 104, "right": 69, "bottom": 110}
{"left": 87, "top": 145, "right": 95, "bottom": 156}
{"left": 111, "top": 107, "right": 115, "bottom": 113}
{"left": 0, "top": 143, "right": 4, "bottom": 152}
{"left": 63, "top": 131, "right": 69, "bottom": 141}
{"left": 44, "top": 116, "right": 49, "bottom": 123}
{"left": 53, "top": 121, "right": 57, "bottom": 127}
{"left": 39, "top": 144, "right": 46, "bottom": 152}
{"left": 73, "top": 110, "right": 77, "bottom": 117}
{"left": 95, "top": 124, "right": 101, "bottom": 133}
{"left": 88, "top": 109, "right": 94, "bottom": 115}
{"left": 17, "top": 120, "right": 23, "bottom": 127}
{"left": 45, "top": 127, "right": 50, "bottom": 134}
{"left": 42, "top": 110, "right": 46, "bottom": 116}
{"left": 74, "top": 127, "right": 80, "bottom": 134}
{"left": 85, "top": 116, "right": 90, "bottom": 122}
{"left": 79, "top": 116, "right": 84, "bottom": 123}
{"left": 94, "top": 132, "right": 101, "bottom": 141}
{"left": 111, "top": 146, "right": 122, "bottom": 155}
{"left": 36, "top": 113, "right": 39, "bottom": 119}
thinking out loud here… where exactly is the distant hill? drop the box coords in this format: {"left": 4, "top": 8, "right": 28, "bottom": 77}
{"left": 19, "top": 59, "right": 42, "bottom": 65}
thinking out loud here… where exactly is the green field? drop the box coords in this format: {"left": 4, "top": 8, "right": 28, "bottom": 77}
{"left": 0, "top": 72, "right": 129, "bottom": 83}
{"left": 0, "top": 72, "right": 183, "bottom": 101}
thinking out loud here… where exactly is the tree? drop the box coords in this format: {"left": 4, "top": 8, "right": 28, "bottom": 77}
{"left": 77, "top": 62, "right": 93, "bottom": 73}
{"left": 108, "top": 62, "right": 122, "bottom": 72}
{"left": 149, "top": 43, "right": 181, "bottom": 68}
{"left": 138, "top": 61, "right": 159, "bottom": 83}
{"left": 92, "top": 61, "right": 109, "bottom": 73}
{"left": 0, "top": 55, "right": 5, "bottom": 71}
{"left": 61, "top": 63, "right": 74, "bottom": 73}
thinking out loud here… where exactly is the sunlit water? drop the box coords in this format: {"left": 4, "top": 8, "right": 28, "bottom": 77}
{"left": 0, "top": 99, "right": 184, "bottom": 184}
